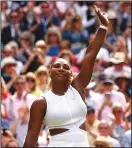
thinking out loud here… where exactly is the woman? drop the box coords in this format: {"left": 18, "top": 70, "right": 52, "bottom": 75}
{"left": 36, "top": 65, "right": 49, "bottom": 93}
{"left": 25, "top": 72, "right": 43, "bottom": 98}
{"left": 23, "top": 5, "right": 109, "bottom": 147}
{"left": 110, "top": 103, "right": 131, "bottom": 143}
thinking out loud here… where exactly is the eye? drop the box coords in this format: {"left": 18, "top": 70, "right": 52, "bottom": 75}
{"left": 53, "top": 64, "right": 60, "bottom": 68}
{"left": 63, "top": 64, "right": 70, "bottom": 70}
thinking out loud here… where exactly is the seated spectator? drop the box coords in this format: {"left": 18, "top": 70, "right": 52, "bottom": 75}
{"left": 2, "top": 9, "right": 27, "bottom": 45}
{"left": 85, "top": 106, "right": 100, "bottom": 147}
{"left": 62, "top": 15, "right": 88, "bottom": 54}
{"left": 5, "top": 138, "right": 19, "bottom": 147}
{"left": 98, "top": 120, "right": 120, "bottom": 147}
{"left": 61, "top": 7, "right": 76, "bottom": 32}
{"left": 94, "top": 136, "right": 112, "bottom": 147}
{"left": 4, "top": 75, "right": 37, "bottom": 126}
{"left": 36, "top": 65, "right": 49, "bottom": 93}
{"left": 25, "top": 72, "right": 43, "bottom": 97}
{"left": 97, "top": 77, "right": 126, "bottom": 121}
{"left": 1, "top": 57, "right": 18, "bottom": 94}
{"left": 110, "top": 103, "right": 131, "bottom": 143}
{"left": 10, "top": 104, "right": 29, "bottom": 147}
{"left": 35, "top": 40, "right": 52, "bottom": 66}
{"left": 45, "top": 26, "right": 62, "bottom": 56}
{"left": 18, "top": 31, "right": 34, "bottom": 62}
{"left": 1, "top": 129, "right": 14, "bottom": 147}
{"left": 121, "top": 129, "right": 131, "bottom": 147}
{"left": 2, "top": 43, "right": 24, "bottom": 74}
{"left": 104, "top": 52, "right": 131, "bottom": 78}
{"left": 21, "top": 48, "right": 46, "bottom": 74}
{"left": 115, "top": 73, "right": 131, "bottom": 102}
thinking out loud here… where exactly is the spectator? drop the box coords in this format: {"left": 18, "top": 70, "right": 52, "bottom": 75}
{"left": 115, "top": 73, "right": 131, "bottom": 102}
{"left": 110, "top": 103, "right": 131, "bottom": 143}
{"left": 1, "top": 129, "right": 14, "bottom": 147}
{"left": 21, "top": 48, "right": 46, "bottom": 74}
{"left": 104, "top": 52, "right": 131, "bottom": 78}
{"left": 2, "top": 10, "right": 26, "bottom": 45}
{"left": 35, "top": 40, "right": 52, "bottom": 66}
{"left": 1, "top": 57, "right": 18, "bottom": 94}
{"left": 36, "top": 65, "right": 49, "bottom": 93}
{"left": 62, "top": 15, "right": 88, "bottom": 54}
{"left": 45, "top": 26, "right": 62, "bottom": 56}
{"left": 4, "top": 75, "right": 37, "bottom": 126}
{"left": 121, "top": 129, "right": 131, "bottom": 147}
{"left": 94, "top": 136, "right": 112, "bottom": 147}
{"left": 85, "top": 105, "right": 100, "bottom": 147}
{"left": 97, "top": 77, "right": 126, "bottom": 121}
{"left": 98, "top": 120, "right": 121, "bottom": 147}
{"left": 10, "top": 104, "right": 30, "bottom": 147}
{"left": 2, "top": 43, "right": 24, "bottom": 74}
{"left": 25, "top": 72, "right": 43, "bottom": 97}
{"left": 18, "top": 31, "right": 34, "bottom": 62}
{"left": 5, "top": 139, "right": 19, "bottom": 147}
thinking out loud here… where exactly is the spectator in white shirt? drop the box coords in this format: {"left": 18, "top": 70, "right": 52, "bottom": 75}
{"left": 97, "top": 77, "right": 126, "bottom": 122}
{"left": 98, "top": 120, "right": 121, "bottom": 147}
{"left": 104, "top": 52, "right": 131, "bottom": 78}
{"left": 5, "top": 75, "right": 37, "bottom": 127}
{"left": 10, "top": 104, "right": 29, "bottom": 147}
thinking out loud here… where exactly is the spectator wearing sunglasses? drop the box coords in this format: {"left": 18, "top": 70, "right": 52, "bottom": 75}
{"left": 110, "top": 103, "right": 131, "bottom": 143}
{"left": 98, "top": 120, "right": 120, "bottom": 147}
{"left": 4, "top": 75, "right": 37, "bottom": 126}
{"left": 36, "top": 65, "right": 49, "bottom": 93}
{"left": 1, "top": 57, "right": 18, "bottom": 94}
{"left": 25, "top": 72, "right": 43, "bottom": 97}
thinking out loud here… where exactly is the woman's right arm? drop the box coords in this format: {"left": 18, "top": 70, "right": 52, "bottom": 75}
{"left": 23, "top": 99, "right": 47, "bottom": 147}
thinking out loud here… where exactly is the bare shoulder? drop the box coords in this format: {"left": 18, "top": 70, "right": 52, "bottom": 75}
{"left": 30, "top": 98, "right": 47, "bottom": 116}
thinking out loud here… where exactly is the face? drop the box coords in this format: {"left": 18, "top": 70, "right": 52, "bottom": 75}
{"left": 37, "top": 71, "right": 48, "bottom": 83}
{"left": 113, "top": 108, "right": 123, "bottom": 119}
{"left": 41, "top": 3, "right": 51, "bottom": 17}
{"left": 14, "top": 78, "right": 26, "bottom": 92}
{"left": 48, "top": 33, "right": 58, "bottom": 44}
{"left": 50, "top": 58, "right": 72, "bottom": 83}
{"left": 74, "top": 20, "right": 82, "bottom": 30}
{"left": 86, "top": 110, "right": 95, "bottom": 122}
{"left": 103, "top": 83, "right": 113, "bottom": 92}
{"left": 98, "top": 123, "right": 109, "bottom": 136}
{"left": 10, "top": 11, "right": 19, "bottom": 24}
{"left": 4, "top": 63, "right": 16, "bottom": 75}
{"left": 26, "top": 77, "right": 36, "bottom": 91}
{"left": 114, "top": 63, "right": 124, "bottom": 70}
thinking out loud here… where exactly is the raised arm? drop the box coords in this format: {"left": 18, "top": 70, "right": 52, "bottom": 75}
{"left": 23, "top": 99, "right": 46, "bottom": 147}
{"left": 74, "top": 5, "right": 109, "bottom": 89}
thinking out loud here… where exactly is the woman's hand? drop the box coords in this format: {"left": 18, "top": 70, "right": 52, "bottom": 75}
{"left": 94, "top": 5, "right": 109, "bottom": 27}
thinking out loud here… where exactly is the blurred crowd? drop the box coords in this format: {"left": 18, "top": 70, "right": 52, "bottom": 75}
{"left": 1, "top": 1, "right": 131, "bottom": 147}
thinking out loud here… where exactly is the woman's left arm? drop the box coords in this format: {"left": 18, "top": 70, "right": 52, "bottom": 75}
{"left": 74, "top": 5, "right": 109, "bottom": 89}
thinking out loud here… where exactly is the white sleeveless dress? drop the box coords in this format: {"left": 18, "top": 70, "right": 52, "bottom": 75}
{"left": 40, "top": 85, "right": 89, "bottom": 147}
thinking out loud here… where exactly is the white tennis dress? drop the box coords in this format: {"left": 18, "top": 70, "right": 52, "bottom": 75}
{"left": 40, "top": 85, "right": 89, "bottom": 147}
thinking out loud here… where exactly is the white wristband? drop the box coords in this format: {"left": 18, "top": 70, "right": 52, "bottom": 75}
{"left": 100, "top": 24, "right": 108, "bottom": 30}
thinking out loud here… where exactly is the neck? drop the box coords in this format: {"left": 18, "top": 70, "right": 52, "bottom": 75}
{"left": 17, "top": 92, "right": 23, "bottom": 97}
{"left": 52, "top": 82, "right": 69, "bottom": 95}
{"left": 87, "top": 120, "right": 94, "bottom": 126}
{"left": 115, "top": 118, "right": 122, "bottom": 125}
